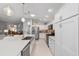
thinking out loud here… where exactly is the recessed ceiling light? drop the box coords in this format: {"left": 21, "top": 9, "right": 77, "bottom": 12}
{"left": 27, "top": 22, "right": 31, "bottom": 25}
{"left": 30, "top": 14, "right": 35, "bottom": 17}
{"left": 48, "top": 9, "right": 53, "bottom": 12}
{"left": 21, "top": 17, "right": 25, "bottom": 22}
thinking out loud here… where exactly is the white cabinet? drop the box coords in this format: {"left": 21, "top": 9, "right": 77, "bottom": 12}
{"left": 54, "top": 15, "right": 78, "bottom": 56}
{"left": 48, "top": 36, "right": 55, "bottom": 55}
{"left": 30, "top": 38, "right": 36, "bottom": 55}
{"left": 61, "top": 3, "right": 79, "bottom": 19}
{"left": 55, "top": 3, "right": 79, "bottom": 23}
{"left": 54, "top": 22, "right": 62, "bottom": 56}
{"left": 49, "top": 36, "right": 55, "bottom": 48}
{"left": 61, "top": 15, "right": 78, "bottom": 56}
{"left": 54, "top": 3, "right": 79, "bottom": 56}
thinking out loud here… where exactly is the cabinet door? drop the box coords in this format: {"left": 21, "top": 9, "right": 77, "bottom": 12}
{"left": 61, "top": 16, "right": 78, "bottom": 56}
{"left": 60, "top": 3, "right": 79, "bottom": 20}
{"left": 30, "top": 39, "right": 36, "bottom": 55}
{"left": 55, "top": 3, "right": 79, "bottom": 23}
{"left": 54, "top": 23, "right": 62, "bottom": 56}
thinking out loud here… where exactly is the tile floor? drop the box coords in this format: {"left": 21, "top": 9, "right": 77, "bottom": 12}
{"left": 31, "top": 39, "right": 52, "bottom": 56}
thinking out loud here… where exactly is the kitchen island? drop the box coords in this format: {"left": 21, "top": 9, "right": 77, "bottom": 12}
{"left": 0, "top": 40, "right": 30, "bottom": 56}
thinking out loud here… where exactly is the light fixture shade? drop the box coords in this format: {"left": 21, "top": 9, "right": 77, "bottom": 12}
{"left": 4, "top": 6, "right": 13, "bottom": 16}
{"left": 4, "top": 29, "right": 8, "bottom": 33}
{"left": 21, "top": 17, "right": 25, "bottom": 22}
{"left": 48, "top": 9, "right": 53, "bottom": 12}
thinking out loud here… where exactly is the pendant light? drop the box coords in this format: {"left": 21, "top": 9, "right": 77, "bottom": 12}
{"left": 4, "top": 5, "right": 13, "bottom": 16}
{"left": 21, "top": 3, "right": 25, "bottom": 22}
{"left": 21, "top": 17, "right": 25, "bottom": 22}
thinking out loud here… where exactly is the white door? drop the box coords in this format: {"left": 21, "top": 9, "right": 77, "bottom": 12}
{"left": 54, "top": 15, "right": 78, "bottom": 56}
{"left": 61, "top": 15, "right": 78, "bottom": 56}
{"left": 54, "top": 22, "right": 62, "bottom": 56}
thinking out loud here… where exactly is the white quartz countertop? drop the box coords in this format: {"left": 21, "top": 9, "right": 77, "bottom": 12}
{"left": 0, "top": 40, "right": 30, "bottom": 56}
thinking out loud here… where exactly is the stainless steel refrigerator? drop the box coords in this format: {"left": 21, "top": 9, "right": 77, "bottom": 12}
{"left": 32, "top": 26, "right": 39, "bottom": 40}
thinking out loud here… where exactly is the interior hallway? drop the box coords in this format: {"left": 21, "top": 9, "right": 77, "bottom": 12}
{"left": 31, "top": 39, "right": 52, "bottom": 56}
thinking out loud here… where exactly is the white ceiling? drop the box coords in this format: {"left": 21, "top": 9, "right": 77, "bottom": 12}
{"left": 0, "top": 3, "right": 64, "bottom": 24}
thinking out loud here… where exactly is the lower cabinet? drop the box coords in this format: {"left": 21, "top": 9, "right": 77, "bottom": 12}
{"left": 54, "top": 15, "right": 79, "bottom": 56}
{"left": 48, "top": 36, "right": 55, "bottom": 55}
{"left": 30, "top": 38, "right": 36, "bottom": 55}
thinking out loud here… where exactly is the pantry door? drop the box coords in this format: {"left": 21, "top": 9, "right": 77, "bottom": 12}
{"left": 61, "top": 15, "right": 78, "bottom": 56}
{"left": 54, "top": 22, "right": 62, "bottom": 56}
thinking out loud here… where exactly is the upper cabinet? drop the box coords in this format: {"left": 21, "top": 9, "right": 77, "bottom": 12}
{"left": 55, "top": 3, "right": 79, "bottom": 23}
{"left": 61, "top": 3, "right": 79, "bottom": 19}
{"left": 54, "top": 3, "right": 79, "bottom": 56}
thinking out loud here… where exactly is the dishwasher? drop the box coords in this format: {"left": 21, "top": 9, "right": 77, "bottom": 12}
{"left": 21, "top": 42, "right": 30, "bottom": 56}
{"left": 21, "top": 37, "right": 35, "bottom": 56}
